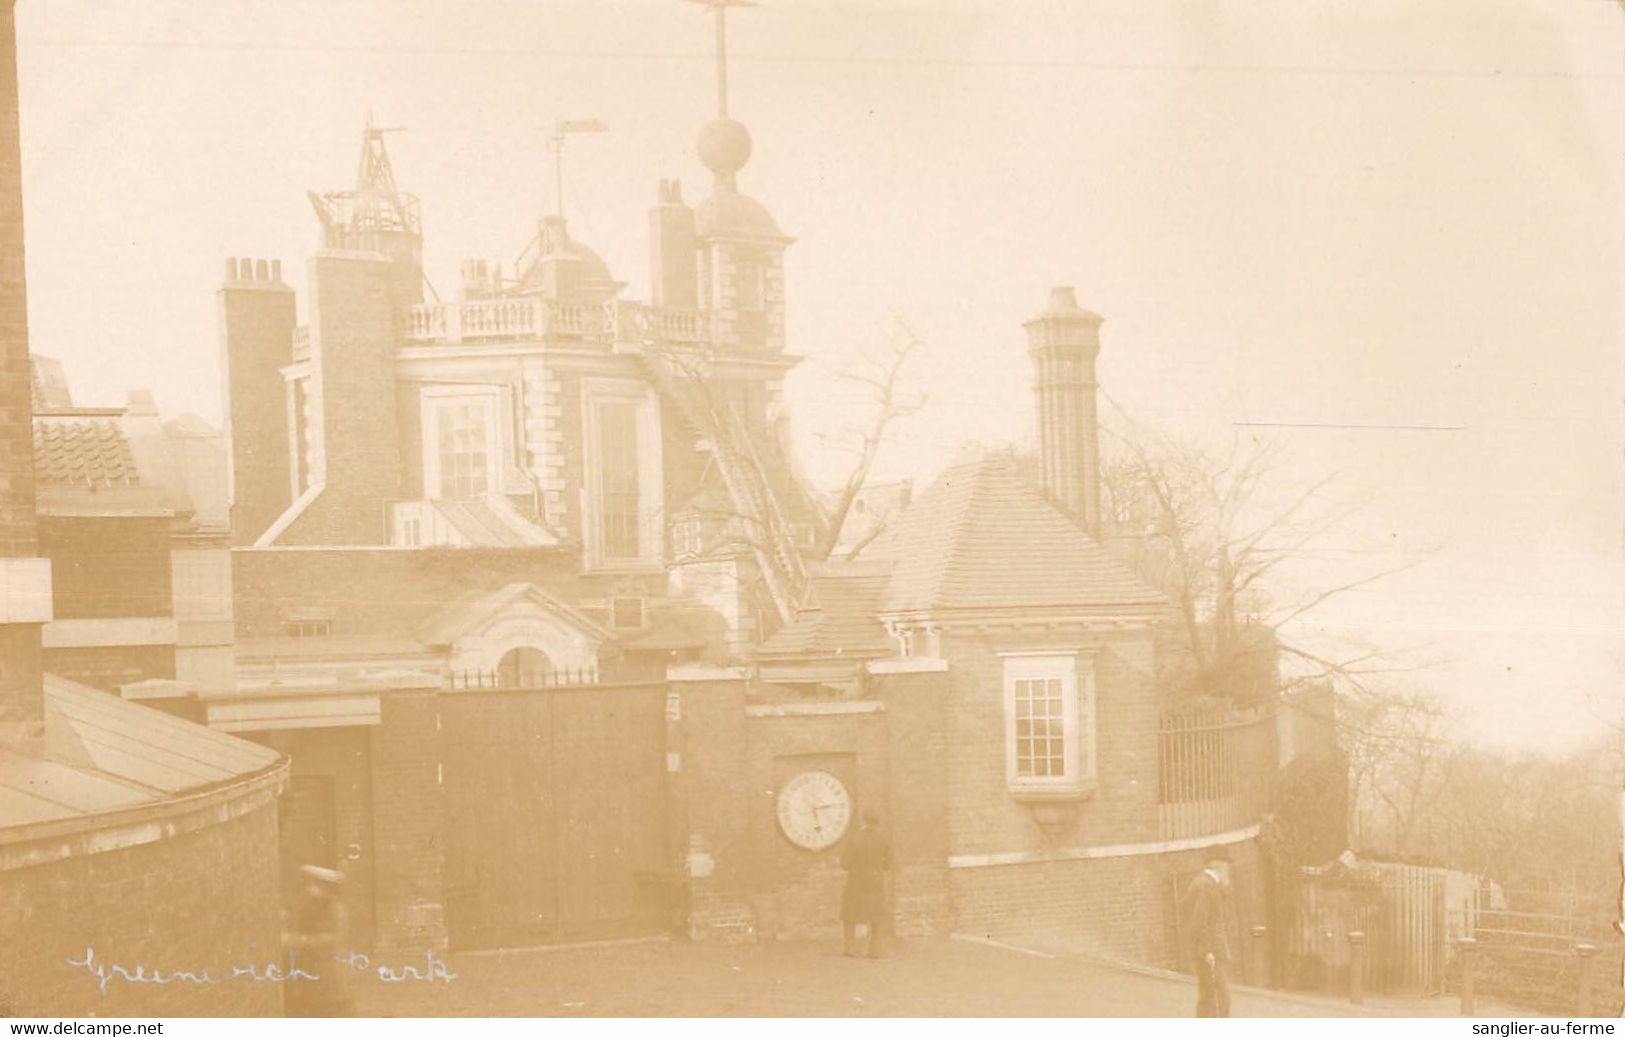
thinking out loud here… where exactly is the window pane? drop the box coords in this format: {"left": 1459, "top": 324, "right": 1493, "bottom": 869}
{"left": 599, "top": 401, "right": 641, "bottom": 559}
{"left": 437, "top": 398, "right": 491, "bottom": 499}
{"left": 1011, "top": 667, "right": 1072, "bottom": 781}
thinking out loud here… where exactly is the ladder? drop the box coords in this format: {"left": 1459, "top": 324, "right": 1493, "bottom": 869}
{"left": 639, "top": 348, "right": 807, "bottom": 625}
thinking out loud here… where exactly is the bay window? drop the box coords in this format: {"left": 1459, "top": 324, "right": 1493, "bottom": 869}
{"left": 1001, "top": 651, "right": 1097, "bottom": 796}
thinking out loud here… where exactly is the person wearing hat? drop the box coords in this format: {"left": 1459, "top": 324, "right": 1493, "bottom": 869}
{"left": 839, "top": 808, "right": 894, "bottom": 958}
{"left": 284, "top": 865, "right": 353, "bottom": 1017}
{"left": 1179, "top": 849, "right": 1235, "bottom": 1017}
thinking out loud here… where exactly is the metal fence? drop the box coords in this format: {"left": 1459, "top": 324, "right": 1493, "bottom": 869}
{"left": 446, "top": 666, "right": 602, "bottom": 690}
{"left": 1156, "top": 702, "right": 1276, "bottom": 840}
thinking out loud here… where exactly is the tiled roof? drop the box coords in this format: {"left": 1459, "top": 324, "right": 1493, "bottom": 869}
{"left": 0, "top": 675, "right": 285, "bottom": 830}
{"left": 875, "top": 456, "right": 1169, "bottom": 616}
{"left": 32, "top": 414, "right": 140, "bottom": 488}
{"left": 756, "top": 562, "right": 894, "bottom": 659}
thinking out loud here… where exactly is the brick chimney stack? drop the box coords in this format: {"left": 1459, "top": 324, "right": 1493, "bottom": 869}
{"left": 0, "top": 0, "right": 51, "bottom": 747}
{"left": 218, "top": 257, "right": 295, "bottom": 545}
{"left": 1023, "top": 286, "right": 1105, "bottom": 536}
{"left": 649, "top": 179, "right": 697, "bottom": 309}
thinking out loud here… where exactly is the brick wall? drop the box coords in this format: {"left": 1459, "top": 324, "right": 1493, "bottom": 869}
{"left": 950, "top": 837, "right": 1267, "bottom": 970}
{"left": 218, "top": 261, "right": 295, "bottom": 547}
{"left": 0, "top": 0, "right": 34, "bottom": 561}
{"left": 231, "top": 546, "right": 593, "bottom": 640}
{"left": 876, "top": 671, "right": 952, "bottom": 936}
{"left": 276, "top": 252, "right": 401, "bottom": 546}
{"left": 670, "top": 676, "right": 752, "bottom": 941}
{"left": 0, "top": 0, "right": 43, "bottom": 732}
{"left": 0, "top": 799, "right": 286, "bottom": 1017}
{"left": 741, "top": 710, "right": 888, "bottom": 941}
{"left": 941, "top": 626, "right": 1163, "bottom": 859}
{"left": 934, "top": 621, "right": 1274, "bottom": 970}
{"left": 257, "top": 726, "right": 377, "bottom": 948}
{"left": 368, "top": 691, "right": 447, "bottom": 953}
{"left": 672, "top": 669, "right": 952, "bottom": 943}
{"left": 40, "top": 516, "right": 173, "bottom": 619}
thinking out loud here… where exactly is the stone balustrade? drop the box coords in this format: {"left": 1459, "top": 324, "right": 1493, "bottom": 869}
{"left": 400, "top": 298, "right": 711, "bottom": 346}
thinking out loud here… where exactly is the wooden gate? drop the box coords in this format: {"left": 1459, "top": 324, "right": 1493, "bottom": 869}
{"left": 1286, "top": 858, "right": 1450, "bottom": 995}
{"left": 441, "top": 681, "right": 670, "bottom": 949}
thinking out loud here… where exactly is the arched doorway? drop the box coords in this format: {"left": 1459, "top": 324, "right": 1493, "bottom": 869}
{"left": 496, "top": 646, "right": 552, "bottom": 688}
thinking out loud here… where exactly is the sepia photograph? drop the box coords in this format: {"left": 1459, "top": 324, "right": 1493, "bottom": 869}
{"left": 0, "top": 0, "right": 1622, "bottom": 1024}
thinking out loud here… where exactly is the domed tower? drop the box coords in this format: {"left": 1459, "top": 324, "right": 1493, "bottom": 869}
{"left": 688, "top": 1, "right": 793, "bottom": 355}
{"left": 512, "top": 214, "right": 625, "bottom": 304}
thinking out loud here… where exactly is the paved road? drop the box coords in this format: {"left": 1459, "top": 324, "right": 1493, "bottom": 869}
{"left": 348, "top": 936, "right": 1491, "bottom": 1017}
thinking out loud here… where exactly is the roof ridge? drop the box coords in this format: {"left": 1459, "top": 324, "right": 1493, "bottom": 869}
{"left": 879, "top": 453, "right": 1168, "bottom": 615}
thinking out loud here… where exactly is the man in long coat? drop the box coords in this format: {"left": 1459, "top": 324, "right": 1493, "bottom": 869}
{"left": 840, "top": 809, "right": 893, "bottom": 958}
{"left": 285, "top": 865, "right": 354, "bottom": 1017}
{"left": 1179, "top": 850, "right": 1235, "bottom": 1017}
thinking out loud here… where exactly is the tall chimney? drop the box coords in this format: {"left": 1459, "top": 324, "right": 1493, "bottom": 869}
{"left": 649, "top": 179, "right": 697, "bottom": 309}
{"left": 0, "top": 0, "right": 50, "bottom": 747}
{"left": 218, "top": 257, "right": 296, "bottom": 545}
{"left": 1023, "top": 286, "right": 1104, "bottom": 535}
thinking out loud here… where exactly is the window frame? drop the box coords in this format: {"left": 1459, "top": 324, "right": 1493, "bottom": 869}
{"left": 420, "top": 385, "right": 503, "bottom": 501}
{"left": 580, "top": 378, "right": 664, "bottom": 572}
{"left": 1000, "top": 650, "right": 1098, "bottom": 797}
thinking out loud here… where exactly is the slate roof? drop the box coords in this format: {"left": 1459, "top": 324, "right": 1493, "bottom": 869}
{"left": 874, "top": 456, "right": 1169, "bottom": 617}
{"left": 0, "top": 675, "right": 285, "bottom": 830}
{"left": 757, "top": 561, "right": 894, "bottom": 659}
{"left": 430, "top": 497, "right": 557, "bottom": 548}
{"left": 31, "top": 413, "right": 140, "bottom": 487}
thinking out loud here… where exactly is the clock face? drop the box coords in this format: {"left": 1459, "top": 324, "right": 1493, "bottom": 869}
{"left": 775, "top": 770, "right": 853, "bottom": 851}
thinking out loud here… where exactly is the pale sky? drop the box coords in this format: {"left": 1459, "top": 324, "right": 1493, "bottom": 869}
{"left": 14, "top": 0, "right": 1625, "bottom": 751}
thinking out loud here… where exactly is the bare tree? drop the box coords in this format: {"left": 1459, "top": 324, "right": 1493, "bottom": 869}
{"left": 811, "top": 320, "right": 926, "bottom": 562}
{"left": 1097, "top": 403, "right": 1431, "bottom": 703}
{"left": 1338, "top": 684, "right": 1463, "bottom": 859}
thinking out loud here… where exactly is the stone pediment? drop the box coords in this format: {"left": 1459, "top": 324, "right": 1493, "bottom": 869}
{"left": 420, "top": 583, "right": 613, "bottom": 686}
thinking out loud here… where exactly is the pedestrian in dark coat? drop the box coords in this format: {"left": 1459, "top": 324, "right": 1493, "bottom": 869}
{"left": 840, "top": 809, "right": 893, "bottom": 958}
{"left": 284, "top": 865, "right": 353, "bottom": 1017}
{"left": 1178, "top": 850, "right": 1234, "bottom": 1017}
